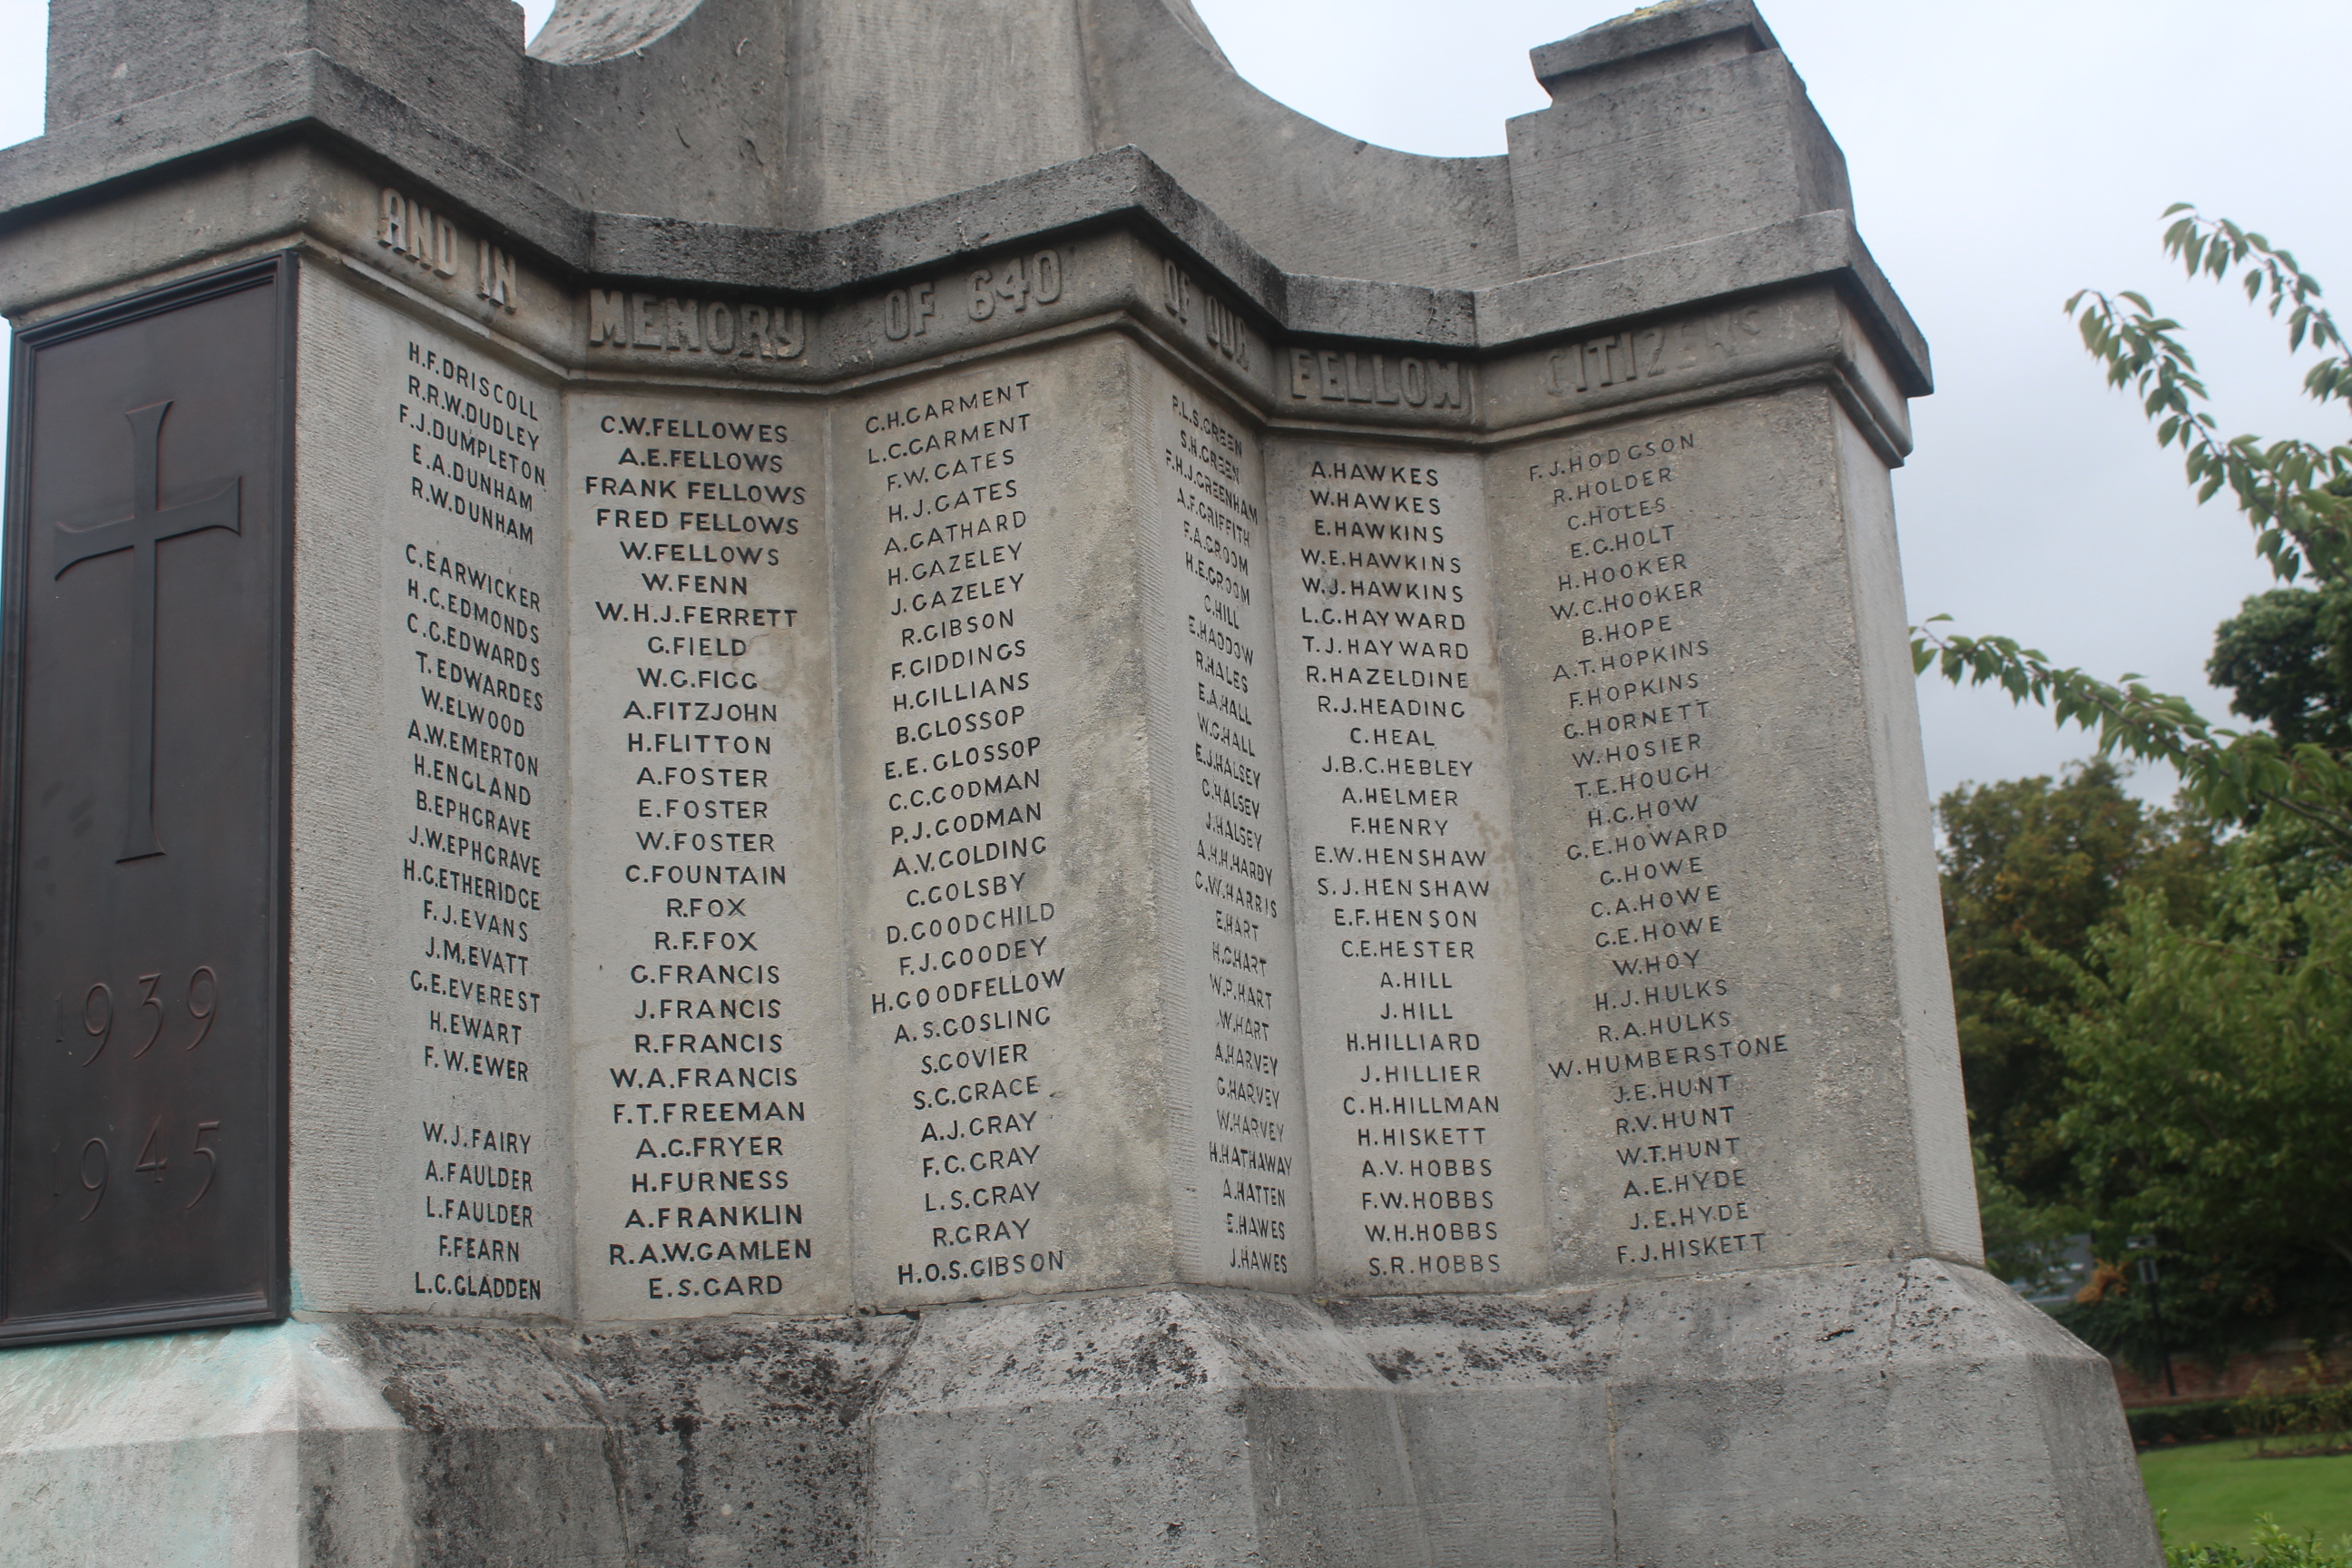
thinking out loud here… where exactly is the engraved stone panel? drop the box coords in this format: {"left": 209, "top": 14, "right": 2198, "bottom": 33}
{"left": 563, "top": 387, "right": 848, "bottom": 1318}
{"left": 1, "top": 257, "right": 290, "bottom": 1344}
{"left": 289, "top": 261, "right": 573, "bottom": 1316}
{"left": 837, "top": 344, "right": 1124, "bottom": 1306}
{"left": 1495, "top": 389, "right": 1936, "bottom": 1280}
{"left": 1268, "top": 436, "right": 1549, "bottom": 1292}
{"left": 1138, "top": 358, "right": 1310, "bottom": 1288}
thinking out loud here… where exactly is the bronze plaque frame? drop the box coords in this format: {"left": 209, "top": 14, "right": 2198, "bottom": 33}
{"left": 0, "top": 253, "right": 294, "bottom": 1345}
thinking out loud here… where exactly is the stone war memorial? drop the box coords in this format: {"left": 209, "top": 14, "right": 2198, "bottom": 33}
{"left": 0, "top": 0, "right": 2159, "bottom": 1562}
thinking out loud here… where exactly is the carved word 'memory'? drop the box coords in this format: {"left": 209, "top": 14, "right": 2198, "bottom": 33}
{"left": 1546, "top": 309, "right": 1766, "bottom": 398}
{"left": 378, "top": 187, "right": 519, "bottom": 314}
{"left": 588, "top": 292, "right": 806, "bottom": 360}
{"left": 1289, "top": 350, "right": 1466, "bottom": 410}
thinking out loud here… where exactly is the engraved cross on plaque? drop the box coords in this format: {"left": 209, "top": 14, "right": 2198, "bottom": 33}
{"left": 51, "top": 400, "right": 241, "bottom": 861}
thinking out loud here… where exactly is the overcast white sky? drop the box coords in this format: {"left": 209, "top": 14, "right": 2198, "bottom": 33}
{"left": 5, "top": 0, "right": 2347, "bottom": 807}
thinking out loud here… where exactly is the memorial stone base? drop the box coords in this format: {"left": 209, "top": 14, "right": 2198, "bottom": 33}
{"left": 0, "top": 0, "right": 2158, "bottom": 1562}
{"left": 2, "top": 1263, "right": 2139, "bottom": 1565}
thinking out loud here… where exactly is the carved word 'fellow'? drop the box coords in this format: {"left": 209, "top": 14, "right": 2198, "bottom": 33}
{"left": 1288, "top": 349, "right": 1466, "bottom": 410}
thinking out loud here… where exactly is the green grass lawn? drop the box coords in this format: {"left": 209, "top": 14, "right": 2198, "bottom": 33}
{"left": 2141, "top": 1438, "right": 2352, "bottom": 1550}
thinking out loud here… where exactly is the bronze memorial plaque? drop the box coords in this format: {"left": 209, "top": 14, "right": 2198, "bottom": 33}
{"left": 0, "top": 255, "right": 292, "bottom": 1344}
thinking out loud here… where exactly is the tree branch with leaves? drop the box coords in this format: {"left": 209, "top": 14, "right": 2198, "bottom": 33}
{"left": 1915, "top": 207, "right": 2352, "bottom": 848}
{"left": 1922, "top": 210, "right": 2352, "bottom": 1348}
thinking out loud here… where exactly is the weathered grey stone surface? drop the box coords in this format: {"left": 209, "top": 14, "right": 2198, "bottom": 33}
{"left": 0, "top": 0, "right": 2158, "bottom": 1562}
{"left": 1335, "top": 1259, "right": 2153, "bottom": 1566}
{"left": 0, "top": 1, "right": 1926, "bottom": 374}
{"left": 0, "top": 1267, "right": 2142, "bottom": 1565}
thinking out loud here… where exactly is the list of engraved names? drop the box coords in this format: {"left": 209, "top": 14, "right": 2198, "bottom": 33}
{"left": 1271, "top": 443, "right": 1546, "bottom": 1291}
{"left": 1514, "top": 428, "right": 1790, "bottom": 1274}
{"left": 387, "top": 333, "right": 559, "bottom": 1310}
{"left": 845, "top": 367, "right": 1073, "bottom": 1303}
{"left": 1147, "top": 367, "right": 1308, "bottom": 1287}
{"left": 565, "top": 394, "right": 845, "bottom": 1318}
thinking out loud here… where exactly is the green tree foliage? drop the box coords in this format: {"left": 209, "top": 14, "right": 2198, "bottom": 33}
{"left": 2042, "top": 858, "right": 2352, "bottom": 1273}
{"left": 1937, "top": 761, "right": 2215, "bottom": 1202}
{"left": 2168, "top": 1519, "right": 2352, "bottom": 1568}
{"left": 2209, "top": 583, "right": 2352, "bottom": 753}
{"left": 1917, "top": 211, "right": 2352, "bottom": 1364}
{"left": 1916, "top": 209, "right": 2352, "bottom": 846}
{"left": 2024, "top": 821, "right": 2352, "bottom": 1367}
